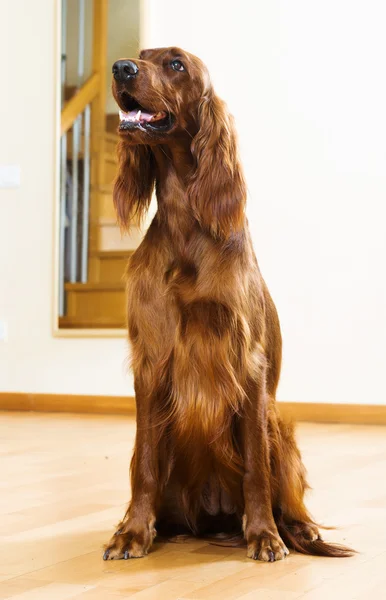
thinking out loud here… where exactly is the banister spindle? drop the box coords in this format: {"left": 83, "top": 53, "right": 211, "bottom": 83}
{"left": 81, "top": 103, "right": 91, "bottom": 283}
{"left": 59, "top": 0, "right": 68, "bottom": 315}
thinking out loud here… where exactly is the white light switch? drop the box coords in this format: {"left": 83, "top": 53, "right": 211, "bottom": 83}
{"left": 0, "top": 165, "right": 21, "bottom": 188}
{"left": 0, "top": 321, "right": 8, "bottom": 342}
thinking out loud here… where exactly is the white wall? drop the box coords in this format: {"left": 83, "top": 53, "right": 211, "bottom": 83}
{"left": 0, "top": 0, "right": 385, "bottom": 405}
{"left": 0, "top": 0, "right": 131, "bottom": 396}
{"left": 146, "top": 0, "right": 386, "bottom": 405}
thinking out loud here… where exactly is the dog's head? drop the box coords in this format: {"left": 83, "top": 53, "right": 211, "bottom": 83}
{"left": 112, "top": 47, "right": 209, "bottom": 141}
{"left": 112, "top": 47, "right": 246, "bottom": 239}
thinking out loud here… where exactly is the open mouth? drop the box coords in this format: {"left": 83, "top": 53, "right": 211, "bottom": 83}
{"left": 118, "top": 92, "right": 174, "bottom": 132}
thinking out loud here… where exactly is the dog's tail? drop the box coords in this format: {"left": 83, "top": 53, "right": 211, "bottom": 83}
{"left": 276, "top": 521, "right": 355, "bottom": 558}
{"left": 202, "top": 526, "right": 355, "bottom": 558}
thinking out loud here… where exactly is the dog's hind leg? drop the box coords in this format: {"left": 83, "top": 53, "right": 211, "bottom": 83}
{"left": 269, "top": 408, "right": 354, "bottom": 557}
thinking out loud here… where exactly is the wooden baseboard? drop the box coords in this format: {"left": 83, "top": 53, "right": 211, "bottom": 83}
{"left": 0, "top": 393, "right": 385, "bottom": 424}
{"left": 0, "top": 393, "right": 135, "bottom": 415}
{"left": 278, "top": 402, "right": 386, "bottom": 425}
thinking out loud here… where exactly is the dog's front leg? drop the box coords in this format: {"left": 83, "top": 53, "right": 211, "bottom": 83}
{"left": 241, "top": 370, "right": 289, "bottom": 562}
{"left": 103, "top": 375, "right": 159, "bottom": 560}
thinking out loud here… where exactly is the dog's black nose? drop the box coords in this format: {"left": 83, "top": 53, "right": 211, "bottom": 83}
{"left": 112, "top": 60, "right": 139, "bottom": 81}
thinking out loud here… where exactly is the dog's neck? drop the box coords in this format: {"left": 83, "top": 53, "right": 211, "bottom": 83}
{"left": 152, "top": 140, "right": 194, "bottom": 188}
{"left": 151, "top": 140, "right": 198, "bottom": 250}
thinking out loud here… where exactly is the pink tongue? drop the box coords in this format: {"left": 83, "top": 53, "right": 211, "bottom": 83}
{"left": 141, "top": 111, "right": 165, "bottom": 122}
{"left": 120, "top": 109, "right": 167, "bottom": 123}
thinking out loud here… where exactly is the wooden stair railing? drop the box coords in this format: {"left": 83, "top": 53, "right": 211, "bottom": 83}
{"left": 61, "top": 72, "right": 100, "bottom": 135}
{"left": 61, "top": 0, "right": 107, "bottom": 135}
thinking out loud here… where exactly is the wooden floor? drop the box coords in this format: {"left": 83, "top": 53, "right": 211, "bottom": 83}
{"left": 1, "top": 413, "right": 386, "bottom": 600}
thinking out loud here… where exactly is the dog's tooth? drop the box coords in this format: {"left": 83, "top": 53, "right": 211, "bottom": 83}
{"left": 136, "top": 110, "right": 141, "bottom": 121}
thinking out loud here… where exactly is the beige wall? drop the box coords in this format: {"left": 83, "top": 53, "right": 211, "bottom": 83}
{"left": 147, "top": 0, "right": 386, "bottom": 406}
{"left": 1, "top": 0, "right": 385, "bottom": 405}
{"left": 0, "top": 0, "right": 131, "bottom": 396}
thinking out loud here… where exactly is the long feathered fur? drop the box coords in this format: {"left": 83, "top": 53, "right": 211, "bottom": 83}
{"left": 188, "top": 92, "right": 246, "bottom": 239}
{"left": 113, "top": 143, "right": 155, "bottom": 230}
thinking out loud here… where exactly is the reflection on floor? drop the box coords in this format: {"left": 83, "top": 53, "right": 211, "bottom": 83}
{"left": 1, "top": 411, "right": 386, "bottom": 599}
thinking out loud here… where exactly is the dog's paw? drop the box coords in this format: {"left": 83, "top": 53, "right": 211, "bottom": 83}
{"left": 246, "top": 530, "right": 289, "bottom": 562}
{"left": 103, "top": 520, "right": 156, "bottom": 560}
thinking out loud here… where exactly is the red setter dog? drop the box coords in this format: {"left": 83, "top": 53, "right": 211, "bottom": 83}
{"left": 104, "top": 47, "right": 352, "bottom": 562}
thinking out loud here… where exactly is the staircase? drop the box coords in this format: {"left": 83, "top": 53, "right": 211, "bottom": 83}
{"left": 59, "top": 249, "right": 132, "bottom": 329}
{"left": 59, "top": 0, "right": 142, "bottom": 331}
{"left": 60, "top": 114, "right": 136, "bottom": 329}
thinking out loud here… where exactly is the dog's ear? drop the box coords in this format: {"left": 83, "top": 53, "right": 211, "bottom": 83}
{"left": 113, "top": 142, "right": 156, "bottom": 230}
{"left": 188, "top": 93, "right": 246, "bottom": 239}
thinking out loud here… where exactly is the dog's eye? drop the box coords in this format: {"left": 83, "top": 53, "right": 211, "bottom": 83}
{"left": 171, "top": 59, "right": 185, "bottom": 72}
